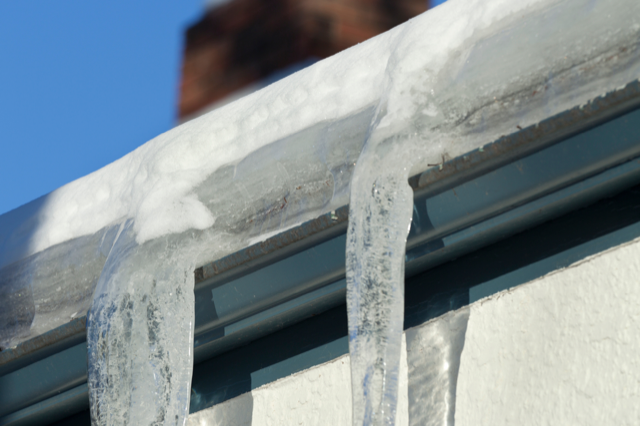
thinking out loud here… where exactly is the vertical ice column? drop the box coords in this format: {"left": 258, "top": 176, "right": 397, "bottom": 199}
{"left": 406, "top": 308, "right": 470, "bottom": 426}
{"left": 87, "top": 221, "right": 195, "bottom": 426}
{"left": 346, "top": 139, "right": 414, "bottom": 426}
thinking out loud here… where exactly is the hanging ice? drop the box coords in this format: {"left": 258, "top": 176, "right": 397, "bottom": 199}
{"left": 346, "top": 150, "right": 413, "bottom": 426}
{"left": 87, "top": 221, "right": 195, "bottom": 425}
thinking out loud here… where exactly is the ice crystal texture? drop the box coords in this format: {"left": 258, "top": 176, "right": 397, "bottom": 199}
{"left": 346, "top": 162, "right": 413, "bottom": 426}
{"left": 87, "top": 222, "right": 195, "bottom": 425}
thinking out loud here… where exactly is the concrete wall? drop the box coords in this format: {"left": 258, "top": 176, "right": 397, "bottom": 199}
{"left": 188, "top": 235, "right": 640, "bottom": 425}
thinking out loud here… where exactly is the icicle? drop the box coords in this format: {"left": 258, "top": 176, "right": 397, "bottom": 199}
{"left": 87, "top": 221, "right": 194, "bottom": 426}
{"left": 346, "top": 134, "right": 414, "bottom": 426}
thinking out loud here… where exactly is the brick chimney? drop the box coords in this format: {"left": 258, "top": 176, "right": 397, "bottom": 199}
{"left": 179, "top": 0, "right": 427, "bottom": 119}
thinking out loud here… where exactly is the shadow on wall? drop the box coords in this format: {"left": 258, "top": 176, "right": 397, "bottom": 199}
{"left": 189, "top": 304, "right": 350, "bottom": 423}
{"left": 189, "top": 393, "right": 253, "bottom": 426}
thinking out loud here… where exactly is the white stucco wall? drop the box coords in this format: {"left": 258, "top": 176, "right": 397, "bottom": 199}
{"left": 188, "top": 236, "right": 640, "bottom": 425}
{"left": 456, "top": 236, "right": 640, "bottom": 426}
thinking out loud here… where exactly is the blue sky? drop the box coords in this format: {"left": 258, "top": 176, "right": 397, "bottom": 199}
{"left": 0, "top": 2, "right": 203, "bottom": 215}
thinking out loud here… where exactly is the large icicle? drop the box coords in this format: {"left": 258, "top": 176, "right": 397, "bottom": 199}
{"left": 346, "top": 146, "right": 414, "bottom": 426}
{"left": 345, "top": 15, "right": 429, "bottom": 425}
{"left": 87, "top": 221, "right": 195, "bottom": 426}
